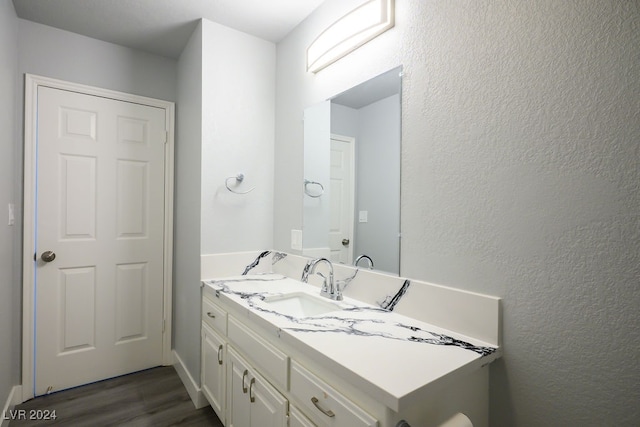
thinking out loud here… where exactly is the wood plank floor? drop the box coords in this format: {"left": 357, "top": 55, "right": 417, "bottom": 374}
{"left": 9, "top": 366, "right": 223, "bottom": 427}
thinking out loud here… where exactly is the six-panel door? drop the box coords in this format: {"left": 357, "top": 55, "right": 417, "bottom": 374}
{"left": 35, "top": 86, "right": 166, "bottom": 395}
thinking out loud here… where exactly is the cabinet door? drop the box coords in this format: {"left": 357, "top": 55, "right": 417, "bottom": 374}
{"left": 228, "top": 347, "right": 288, "bottom": 427}
{"left": 228, "top": 348, "right": 251, "bottom": 427}
{"left": 290, "top": 405, "right": 316, "bottom": 427}
{"left": 249, "top": 371, "right": 288, "bottom": 427}
{"left": 202, "top": 324, "right": 225, "bottom": 422}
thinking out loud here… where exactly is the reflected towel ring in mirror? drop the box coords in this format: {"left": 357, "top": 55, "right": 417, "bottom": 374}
{"left": 304, "top": 179, "right": 324, "bottom": 198}
{"left": 225, "top": 173, "right": 255, "bottom": 194}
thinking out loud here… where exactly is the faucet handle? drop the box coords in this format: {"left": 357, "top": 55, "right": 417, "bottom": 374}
{"left": 300, "top": 260, "right": 313, "bottom": 282}
{"left": 315, "top": 272, "right": 329, "bottom": 292}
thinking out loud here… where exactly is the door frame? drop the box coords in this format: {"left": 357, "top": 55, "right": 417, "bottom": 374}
{"left": 21, "top": 74, "right": 175, "bottom": 402}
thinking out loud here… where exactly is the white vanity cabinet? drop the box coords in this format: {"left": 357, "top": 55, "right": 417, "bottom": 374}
{"left": 201, "top": 285, "right": 380, "bottom": 427}
{"left": 199, "top": 259, "right": 501, "bottom": 427}
{"left": 197, "top": 276, "right": 509, "bottom": 427}
{"left": 227, "top": 347, "right": 288, "bottom": 427}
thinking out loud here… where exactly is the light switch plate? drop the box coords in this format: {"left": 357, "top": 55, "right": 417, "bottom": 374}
{"left": 8, "top": 203, "right": 14, "bottom": 226}
{"left": 359, "top": 210, "right": 368, "bottom": 223}
{"left": 291, "top": 229, "right": 303, "bottom": 250}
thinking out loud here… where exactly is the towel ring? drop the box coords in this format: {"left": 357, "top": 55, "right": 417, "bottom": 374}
{"left": 304, "top": 179, "right": 324, "bottom": 198}
{"left": 225, "top": 173, "right": 255, "bottom": 194}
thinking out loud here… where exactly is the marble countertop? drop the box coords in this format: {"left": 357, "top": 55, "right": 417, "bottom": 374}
{"left": 203, "top": 273, "right": 500, "bottom": 412}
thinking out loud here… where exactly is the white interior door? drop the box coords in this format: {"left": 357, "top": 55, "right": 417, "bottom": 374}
{"left": 33, "top": 85, "right": 167, "bottom": 396}
{"left": 329, "top": 136, "right": 355, "bottom": 264}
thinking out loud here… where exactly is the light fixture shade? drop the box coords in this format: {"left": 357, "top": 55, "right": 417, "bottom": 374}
{"left": 307, "top": 0, "right": 395, "bottom": 73}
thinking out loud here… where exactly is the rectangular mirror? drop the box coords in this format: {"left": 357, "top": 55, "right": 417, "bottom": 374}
{"left": 303, "top": 66, "right": 402, "bottom": 275}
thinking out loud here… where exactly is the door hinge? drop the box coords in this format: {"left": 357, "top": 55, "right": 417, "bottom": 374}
{"left": 165, "top": 131, "right": 169, "bottom": 144}
{"left": 162, "top": 318, "right": 166, "bottom": 333}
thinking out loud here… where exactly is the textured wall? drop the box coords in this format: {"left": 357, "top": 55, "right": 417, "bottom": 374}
{"left": 275, "top": 0, "right": 640, "bottom": 425}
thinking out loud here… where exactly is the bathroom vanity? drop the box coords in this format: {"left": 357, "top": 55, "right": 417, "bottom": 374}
{"left": 199, "top": 251, "right": 501, "bottom": 427}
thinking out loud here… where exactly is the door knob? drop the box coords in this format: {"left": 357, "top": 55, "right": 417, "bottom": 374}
{"left": 342, "top": 238, "right": 350, "bottom": 246}
{"left": 41, "top": 251, "right": 56, "bottom": 263}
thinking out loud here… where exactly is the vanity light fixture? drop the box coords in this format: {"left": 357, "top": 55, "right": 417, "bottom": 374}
{"left": 307, "top": 0, "right": 395, "bottom": 73}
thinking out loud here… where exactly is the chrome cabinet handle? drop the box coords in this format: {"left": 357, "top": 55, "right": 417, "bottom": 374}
{"left": 41, "top": 251, "right": 56, "bottom": 263}
{"left": 217, "top": 345, "right": 223, "bottom": 365}
{"left": 249, "top": 377, "right": 256, "bottom": 403}
{"left": 206, "top": 312, "right": 216, "bottom": 319}
{"left": 311, "top": 396, "right": 335, "bottom": 417}
{"left": 242, "top": 370, "right": 248, "bottom": 393}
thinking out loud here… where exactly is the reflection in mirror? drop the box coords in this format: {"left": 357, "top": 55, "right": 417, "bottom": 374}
{"left": 303, "top": 66, "right": 402, "bottom": 275}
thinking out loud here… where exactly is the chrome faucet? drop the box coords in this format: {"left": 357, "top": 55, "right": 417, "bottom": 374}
{"left": 302, "top": 258, "right": 342, "bottom": 301}
{"left": 354, "top": 254, "right": 374, "bottom": 269}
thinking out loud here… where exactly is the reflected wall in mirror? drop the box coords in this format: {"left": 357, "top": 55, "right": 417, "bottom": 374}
{"left": 303, "top": 66, "right": 402, "bottom": 275}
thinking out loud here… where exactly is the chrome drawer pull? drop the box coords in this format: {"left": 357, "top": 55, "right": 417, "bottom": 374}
{"left": 217, "top": 345, "right": 223, "bottom": 365}
{"left": 249, "top": 378, "right": 256, "bottom": 403}
{"left": 206, "top": 312, "right": 216, "bottom": 319}
{"left": 242, "top": 370, "right": 249, "bottom": 393}
{"left": 311, "top": 397, "right": 335, "bottom": 417}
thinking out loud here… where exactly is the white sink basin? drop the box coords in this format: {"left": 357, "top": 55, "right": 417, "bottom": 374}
{"left": 262, "top": 292, "right": 343, "bottom": 318}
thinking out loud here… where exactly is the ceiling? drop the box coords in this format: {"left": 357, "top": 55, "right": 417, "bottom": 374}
{"left": 331, "top": 66, "right": 401, "bottom": 109}
{"left": 12, "top": 0, "right": 326, "bottom": 59}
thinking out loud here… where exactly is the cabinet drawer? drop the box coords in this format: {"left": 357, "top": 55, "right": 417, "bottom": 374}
{"left": 290, "top": 361, "right": 377, "bottom": 427}
{"left": 202, "top": 296, "right": 227, "bottom": 335}
{"left": 227, "top": 316, "right": 289, "bottom": 390}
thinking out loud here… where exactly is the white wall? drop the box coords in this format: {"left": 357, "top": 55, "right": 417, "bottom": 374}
{"left": 15, "top": 17, "right": 179, "bottom": 395}
{"left": 275, "top": 1, "right": 640, "bottom": 425}
{"left": 0, "top": 0, "right": 19, "bottom": 410}
{"left": 5, "top": 4, "right": 178, "bottom": 412}
{"left": 330, "top": 96, "right": 401, "bottom": 274}
{"left": 18, "top": 19, "right": 177, "bottom": 101}
{"left": 200, "top": 20, "right": 275, "bottom": 254}
{"left": 330, "top": 103, "right": 358, "bottom": 137}
{"left": 173, "top": 18, "right": 277, "bottom": 388}
{"left": 303, "top": 100, "right": 331, "bottom": 251}
{"left": 354, "top": 94, "right": 400, "bottom": 274}
{"left": 5, "top": 18, "right": 188, "bottom": 413}
{"left": 11, "top": 8, "right": 276, "bottom": 407}
{"left": 174, "top": 21, "right": 204, "bottom": 386}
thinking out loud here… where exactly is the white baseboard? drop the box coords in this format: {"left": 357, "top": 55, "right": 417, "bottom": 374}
{"left": 172, "top": 350, "right": 208, "bottom": 409}
{"left": 1, "top": 385, "right": 23, "bottom": 427}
